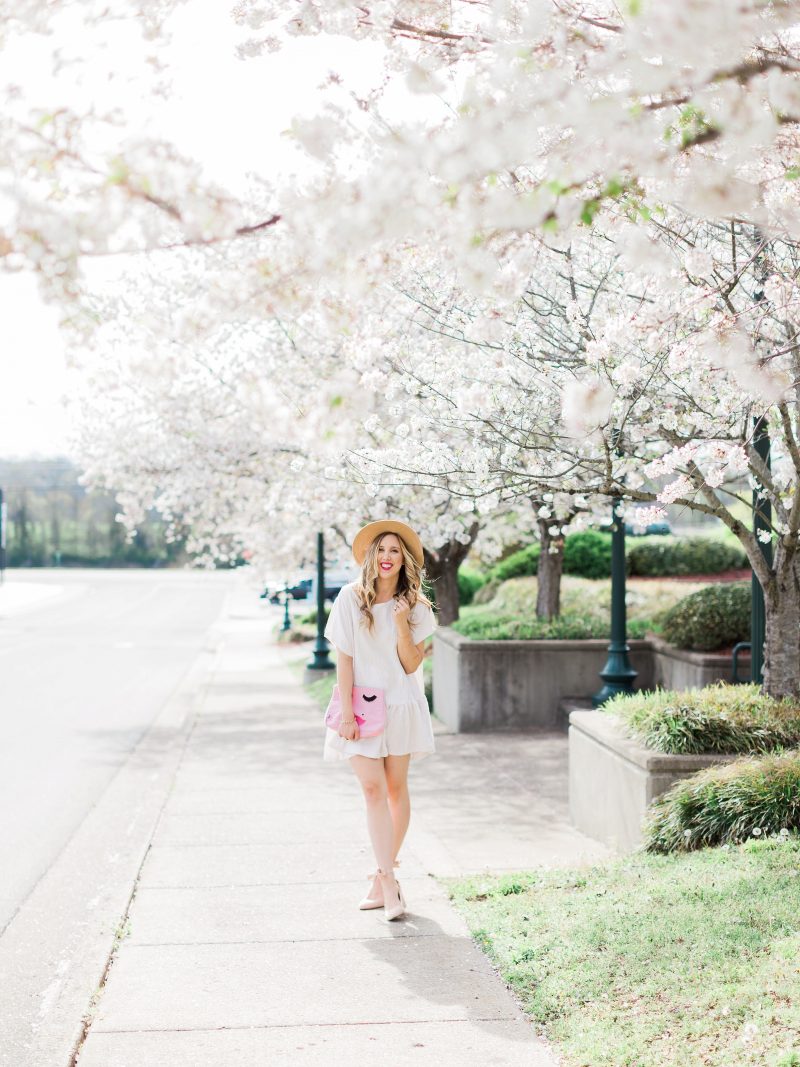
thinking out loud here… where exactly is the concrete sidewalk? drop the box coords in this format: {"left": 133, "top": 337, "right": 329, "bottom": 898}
{"left": 77, "top": 580, "right": 607, "bottom": 1067}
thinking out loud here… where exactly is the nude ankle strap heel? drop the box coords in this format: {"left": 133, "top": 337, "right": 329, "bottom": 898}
{"left": 358, "top": 870, "right": 384, "bottom": 910}
{"left": 376, "top": 867, "right": 405, "bottom": 921}
{"left": 358, "top": 859, "right": 401, "bottom": 911}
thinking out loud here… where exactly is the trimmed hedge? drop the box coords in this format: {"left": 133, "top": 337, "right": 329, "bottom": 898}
{"left": 451, "top": 610, "right": 653, "bottom": 641}
{"left": 488, "top": 532, "right": 612, "bottom": 583}
{"left": 627, "top": 536, "right": 747, "bottom": 577}
{"left": 660, "top": 581, "right": 750, "bottom": 651}
{"left": 489, "top": 533, "right": 747, "bottom": 587}
{"left": 458, "top": 567, "right": 487, "bottom": 606}
{"left": 562, "top": 530, "right": 611, "bottom": 579}
{"left": 489, "top": 544, "right": 541, "bottom": 582}
{"left": 644, "top": 751, "right": 800, "bottom": 852}
{"left": 605, "top": 682, "right": 800, "bottom": 755}
{"left": 472, "top": 577, "right": 502, "bottom": 605}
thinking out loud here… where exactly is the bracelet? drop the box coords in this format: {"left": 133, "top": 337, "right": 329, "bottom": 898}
{"left": 341, "top": 718, "right": 355, "bottom": 725}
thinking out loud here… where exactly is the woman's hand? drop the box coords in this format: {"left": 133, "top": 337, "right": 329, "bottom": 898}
{"left": 338, "top": 717, "right": 360, "bottom": 741}
{"left": 392, "top": 594, "right": 412, "bottom": 628}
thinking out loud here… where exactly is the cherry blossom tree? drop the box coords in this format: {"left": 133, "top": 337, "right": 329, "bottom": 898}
{"left": 9, "top": 0, "right": 800, "bottom": 688}
{"left": 341, "top": 217, "right": 800, "bottom": 695}
{"left": 5, "top": 1, "right": 800, "bottom": 309}
{"left": 67, "top": 262, "right": 512, "bottom": 622}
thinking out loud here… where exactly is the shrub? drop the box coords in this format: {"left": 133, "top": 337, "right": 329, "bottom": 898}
{"left": 644, "top": 751, "right": 800, "bottom": 852}
{"left": 562, "top": 530, "right": 612, "bottom": 579}
{"left": 489, "top": 543, "right": 540, "bottom": 582}
{"left": 298, "top": 607, "right": 330, "bottom": 626}
{"left": 472, "top": 577, "right": 502, "bottom": 605}
{"left": 627, "top": 536, "right": 747, "bottom": 577}
{"left": 605, "top": 682, "right": 800, "bottom": 754}
{"left": 458, "top": 567, "right": 487, "bottom": 606}
{"left": 660, "top": 581, "right": 750, "bottom": 651}
{"left": 451, "top": 609, "right": 653, "bottom": 641}
{"left": 488, "top": 531, "right": 613, "bottom": 584}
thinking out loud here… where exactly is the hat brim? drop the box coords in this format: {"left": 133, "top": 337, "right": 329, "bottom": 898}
{"left": 352, "top": 520, "right": 425, "bottom": 568}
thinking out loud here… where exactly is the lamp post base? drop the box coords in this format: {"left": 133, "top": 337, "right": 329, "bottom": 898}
{"left": 306, "top": 639, "right": 334, "bottom": 673}
{"left": 592, "top": 646, "right": 638, "bottom": 706}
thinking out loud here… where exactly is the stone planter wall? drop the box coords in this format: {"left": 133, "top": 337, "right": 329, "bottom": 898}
{"left": 568, "top": 710, "right": 736, "bottom": 851}
{"left": 433, "top": 629, "right": 747, "bottom": 733}
{"left": 433, "top": 628, "right": 654, "bottom": 732}
{"left": 650, "top": 636, "right": 749, "bottom": 690}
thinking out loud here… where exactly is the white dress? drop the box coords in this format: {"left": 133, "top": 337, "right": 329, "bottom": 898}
{"left": 322, "top": 582, "right": 437, "bottom": 762}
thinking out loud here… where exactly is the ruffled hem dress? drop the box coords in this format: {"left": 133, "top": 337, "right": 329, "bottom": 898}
{"left": 322, "top": 582, "right": 437, "bottom": 763}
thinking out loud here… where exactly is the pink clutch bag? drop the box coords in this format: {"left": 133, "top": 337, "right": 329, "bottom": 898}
{"left": 325, "top": 684, "right": 387, "bottom": 737}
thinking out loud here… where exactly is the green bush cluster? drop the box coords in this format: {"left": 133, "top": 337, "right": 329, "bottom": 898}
{"left": 488, "top": 543, "right": 541, "bottom": 582}
{"left": 472, "top": 577, "right": 502, "bottom": 605}
{"left": 478, "top": 532, "right": 745, "bottom": 591}
{"left": 487, "top": 531, "right": 613, "bottom": 583}
{"left": 644, "top": 752, "right": 800, "bottom": 852}
{"left": 457, "top": 567, "right": 487, "bottom": 606}
{"left": 605, "top": 682, "right": 800, "bottom": 755}
{"left": 297, "top": 607, "right": 330, "bottom": 626}
{"left": 627, "top": 536, "right": 747, "bottom": 577}
{"left": 452, "top": 609, "right": 652, "bottom": 641}
{"left": 562, "top": 530, "right": 612, "bottom": 578}
{"left": 660, "top": 581, "right": 750, "bottom": 651}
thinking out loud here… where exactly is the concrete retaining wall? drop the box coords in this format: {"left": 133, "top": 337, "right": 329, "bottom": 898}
{"left": 433, "top": 629, "right": 745, "bottom": 733}
{"left": 651, "top": 637, "right": 749, "bottom": 690}
{"left": 568, "top": 710, "right": 736, "bottom": 851}
{"left": 433, "top": 629, "right": 654, "bottom": 732}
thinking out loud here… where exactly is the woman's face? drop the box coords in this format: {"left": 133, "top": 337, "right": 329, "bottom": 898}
{"left": 376, "top": 534, "right": 403, "bottom": 579}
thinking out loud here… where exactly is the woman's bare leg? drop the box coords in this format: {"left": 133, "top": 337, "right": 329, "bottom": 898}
{"left": 384, "top": 754, "right": 411, "bottom": 863}
{"left": 350, "top": 755, "right": 394, "bottom": 872}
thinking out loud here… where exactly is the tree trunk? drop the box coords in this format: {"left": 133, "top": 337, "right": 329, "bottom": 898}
{"left": 429, "top": 558, "right": 461, "bottom": 626}
{"left": 536, "top": 518, "right": 564, "bottom": 620}
{"left": 423, "top": 522, "right": 479, "bottom": 626}
{"left": 763, "top": 564, "right": 800, "bottom": 698}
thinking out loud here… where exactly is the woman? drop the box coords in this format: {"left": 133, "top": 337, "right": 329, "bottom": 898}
{"left": 323, "top": 519, "right": 437, "bottom": 920}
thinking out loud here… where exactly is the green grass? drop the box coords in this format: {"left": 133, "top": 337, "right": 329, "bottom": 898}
{"left": 307, "top": 667, "right": 337, "bottom": 710}
{"left": 445, "top": 843, "right": 800, "bottom": 1066}
{"left": 605, "top": 683, "right": 800, "bottom": 755}
{"left": 286, "top": 653, "right": 337, "bottom": 709}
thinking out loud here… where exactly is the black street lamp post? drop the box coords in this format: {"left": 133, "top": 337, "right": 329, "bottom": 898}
{"left": 751, "top": 417, "right": 772, "bottom": 686}
{"left": 593, "top": 429, "right": 637, "bottom": 706}
{"left": 307, "top": 530, "right": 335, "bottom": 673}
{"left": 593, "top": 494, "right": 638, "bottom": 705}
{"left": 281, "top": 581, "right": 292, "bottom": 632}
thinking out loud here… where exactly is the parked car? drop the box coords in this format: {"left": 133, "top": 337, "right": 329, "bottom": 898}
{"left": 260, "top": 560, "right": 358, "bottom": 605}
{"left": 260, "top": 576, "right": 313, "bottom": 603}
{"left": 626, "top": 520, "right": 672, "bottom": 536}
{"left": 599, "top": 518, "right": 672, "bottom": 537}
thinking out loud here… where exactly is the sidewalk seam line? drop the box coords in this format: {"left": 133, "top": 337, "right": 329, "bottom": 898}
{"left": 120, "top": 932, "right": 459, "bottom": 946}
{"left": 90, "top": 1015, "right": 521, "bottom": 1035}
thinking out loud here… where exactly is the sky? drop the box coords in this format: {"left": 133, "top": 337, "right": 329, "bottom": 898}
{"left": 0, "top": 3, "right": 392, "bottom": 459}
{"left": 0, "top": 272, "right": 70, "bottom": 457}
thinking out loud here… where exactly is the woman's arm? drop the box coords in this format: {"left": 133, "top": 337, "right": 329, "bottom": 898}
{"left": 394, "top": 615, "right": 425, "bottom": 674}
{"left": 336, "top": 650, "right": 360, "bottom": 739}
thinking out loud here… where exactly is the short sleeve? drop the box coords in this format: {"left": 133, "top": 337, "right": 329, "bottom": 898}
{"left": 324, "top": 585, "right": 355, "bottom": 656}
{"left": 410, "top": 599, "right": 437, "bottom": 643}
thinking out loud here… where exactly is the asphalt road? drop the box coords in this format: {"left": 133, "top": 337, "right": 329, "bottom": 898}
{"left": 0, "top": 568, "right": 248, "bottom": 933}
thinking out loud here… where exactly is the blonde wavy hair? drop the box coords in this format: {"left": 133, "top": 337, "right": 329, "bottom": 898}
{"left": 354, "top": 531, "right": 433, "bottom": 632}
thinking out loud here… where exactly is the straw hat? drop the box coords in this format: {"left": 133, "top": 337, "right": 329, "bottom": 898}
{"left": 352, "top": 519, "right": 425, "bottom": 567}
